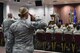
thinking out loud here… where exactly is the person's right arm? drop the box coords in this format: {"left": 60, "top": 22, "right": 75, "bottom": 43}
{"left": 31, "top": 19, "right": 47, "bottom": 30}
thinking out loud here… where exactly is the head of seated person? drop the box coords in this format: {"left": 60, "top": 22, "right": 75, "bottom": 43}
{"left": 57, "top": 24, "right": 61, "bottom": 28}
{"left": 67, "top": 26, "right": 71, "bottom": 31}
{"left": 76, "top": 25, "right": 80, "bottom": 30}
{"left": 65, "top": 23, "right": 69, "bottom": 27}
{"left": 73, "top": 24, "right": 77, "bottom": 28}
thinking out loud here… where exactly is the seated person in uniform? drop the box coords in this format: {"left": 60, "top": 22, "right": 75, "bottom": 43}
{"left": 73, "top": 25, "right": 80, "bottom": 34}
{"left": 61, "top": 24, "right": 66, "bottom": 30}
{"left": 46, "top": 26, "right": 54, "bottom": 33}
{"left": 35, "top": 28, "right": 45, "bottom": 34}
{"left": 64, "top": 26, "right": 73, "bottom": 34}
{"left": 62, "top": 23, "right": 68, "bottom": 31}
{"left": 72, "top": 24, "right": 77, "bottom": 31}
{"left": 55, "top": 24, "right": 63, "bottom": 33}
{"left": 69, "top": 23, "right": 74, "bottom": 29}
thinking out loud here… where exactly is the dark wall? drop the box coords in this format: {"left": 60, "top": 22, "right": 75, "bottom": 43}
{"left": 0, "top": 3, "right": 3, "bottom": 25}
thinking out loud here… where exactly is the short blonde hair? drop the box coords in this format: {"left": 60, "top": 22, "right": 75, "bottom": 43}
{"left": 19, "top": 7, "right": 28, "bottom": 15}
{"left": 18, "top": 7, "right": 29, "bottom": 17}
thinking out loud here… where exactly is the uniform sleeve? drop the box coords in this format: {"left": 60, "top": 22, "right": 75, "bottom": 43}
{"left": 31, "top": 20, "right": 47, "bottom": 29}
{"left": 6, "top": 26, "right": 15, "bottom": 53}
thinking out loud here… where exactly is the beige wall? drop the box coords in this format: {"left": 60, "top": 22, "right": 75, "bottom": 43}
{"left": 76, "top": 5, "right": 80, "bottom": 22}
{"left": 54, "top": 4, "right": 80, "bottom": 24}
{"left": 60, "top": 6, "right": 73, "bottom": 24}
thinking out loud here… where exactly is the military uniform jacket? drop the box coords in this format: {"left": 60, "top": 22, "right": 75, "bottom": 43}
{"left": 8, "top": 19, "right": 46, "bottom": 53}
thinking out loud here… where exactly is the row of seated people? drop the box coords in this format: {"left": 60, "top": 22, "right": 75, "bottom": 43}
{"left": 34, "top": 23, "right": 80, "bottom": 53}
{"left": 35, "top": 23, "right": 80, "bottom": 34}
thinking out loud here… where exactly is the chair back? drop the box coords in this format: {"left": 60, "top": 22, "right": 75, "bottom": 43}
{"left": 73, "top": 34, "right": 80, "bottom": 46}
{"left": 54, "top": 33, "right": 63, "bottom": 43}
{"left": 64, "top": 34, "right": 73, "bottom": 43}
{"left": 36, "top": 33, "right": 45, "bottom": 42}
{"left": 45, "top": 33, "right": 52, "bottom": 42}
